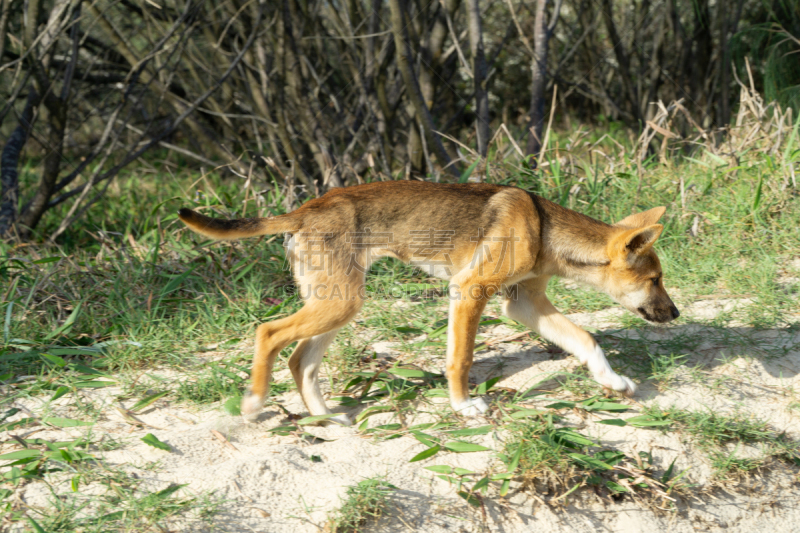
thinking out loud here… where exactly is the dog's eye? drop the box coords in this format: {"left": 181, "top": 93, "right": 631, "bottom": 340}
{"left": 652, "top": 276, "right": 660, "bottom": 286}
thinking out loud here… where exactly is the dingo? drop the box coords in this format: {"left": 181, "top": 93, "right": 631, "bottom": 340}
{"left": 179, "top": 181, "right": 679, "bottom": 424}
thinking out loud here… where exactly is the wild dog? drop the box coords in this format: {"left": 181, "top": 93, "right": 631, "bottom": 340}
{"left": 179, "top": 181, "right": 679, "bottom": 425}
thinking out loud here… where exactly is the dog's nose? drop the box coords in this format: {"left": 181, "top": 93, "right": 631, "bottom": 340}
{"left": 671, "top": 306, "right": 680, "bottom": 319}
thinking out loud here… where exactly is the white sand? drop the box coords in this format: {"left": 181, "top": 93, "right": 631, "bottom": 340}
{"left": 5, "top": 297, "right": 800, "bottom": 532}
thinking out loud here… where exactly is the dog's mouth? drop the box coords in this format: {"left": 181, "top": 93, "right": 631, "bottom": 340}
{"left": 636, "top": 305, "right": 680, "bottom": 324}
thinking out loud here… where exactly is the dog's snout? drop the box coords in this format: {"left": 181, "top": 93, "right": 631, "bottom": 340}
{"left": 670, "top": 306, "right": 680, "bottom": 320}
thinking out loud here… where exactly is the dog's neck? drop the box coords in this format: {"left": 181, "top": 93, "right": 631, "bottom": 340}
{"left": 530, "top": 195, "right": 611, "bottom": 286}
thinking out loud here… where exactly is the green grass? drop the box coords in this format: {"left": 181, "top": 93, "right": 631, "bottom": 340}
{"left": 326, "top": 477, "right": 395, "bottom": 533}
{"left": 639, "top": 405, "right": 800, "bottom": 480}
{"left": 0, "top": 431, "right": 220, "bottom": 531}
{"left": 1, "top": 115, "right": 799, "bottom": 525}
{"left": 493, "top": 400, "right": 697, "bottom": 504}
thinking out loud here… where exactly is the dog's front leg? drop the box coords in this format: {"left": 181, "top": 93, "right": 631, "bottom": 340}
{"left": 503, "top": 285, "right": 636, "bottom": 396}
{"left": 446, "top": 285, "right": 490, "bottom": 416}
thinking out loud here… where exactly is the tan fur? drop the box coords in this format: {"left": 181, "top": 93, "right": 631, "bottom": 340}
{"left": 179, "top": 181, "right": 679, "bottom": 423}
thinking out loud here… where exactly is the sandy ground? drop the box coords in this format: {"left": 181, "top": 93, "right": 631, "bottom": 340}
{"left": 4, "top": 295, "right": 800, "bottom": 532}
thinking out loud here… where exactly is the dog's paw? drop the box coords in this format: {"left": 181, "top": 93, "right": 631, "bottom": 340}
{"left": 241, "top": 393, "right": 264, "bottom": 423}
{"left": 453, "top": 397, "right": 489, "bottom": 417}
{"left": 600, "top": 374, "right": 637, "bottom": 397}
{"left": 327, "top": 414, "right": 352, "bottom": 426}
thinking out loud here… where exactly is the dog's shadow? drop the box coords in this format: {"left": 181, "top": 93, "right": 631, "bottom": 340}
{"left": 274, "top": 320, "right": 799, "bottom": 423}
{"left": 468, "top": 321, "right": 800, "bottom": 403}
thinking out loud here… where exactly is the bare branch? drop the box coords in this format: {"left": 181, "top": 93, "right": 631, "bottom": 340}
{"left": 388, "top": 0, "right": 459, "bottom": 177}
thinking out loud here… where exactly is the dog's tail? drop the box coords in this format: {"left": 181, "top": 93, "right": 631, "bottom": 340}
{"left": 178, "top": 208, "right": 302, "bottom": 240}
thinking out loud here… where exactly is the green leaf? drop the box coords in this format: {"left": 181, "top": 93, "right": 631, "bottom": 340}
{"left": 556, "top": 481, "right": 583, "bottom": 501}
{"left": 27, "top": 516, "right": 47, "bottom": 533}
{"left": 606, "top": 480, "right": 630, "bottom": 493}
{"left": 44, "top": 302, "right": 83, "bottom": 341}
{"left": 474, "top": 376, "right": 501, "bottom": 395}
{"left": 0, "top": 418, "right": 35, "bottom": 432}
{"left": 267, "top": 425, "right": 296, "bottom": 436}
{"left": 40, "top": 353, "right": 67, "bottom": 367}
{"left": 626, "top": 415, "right": 672, "bottom": 427}
{"left": 443, "top": 441, "right": 490, "bottom": 453}
{"left": 507, "top": 408, "right": 544, "bottom": 419}
{"left": 69, "top": 363, "right": 105, "bottom": 375}
{"left": 74, "top": 380, "right": 116, "bottom": 389}
{"left": 222, "top": 396, "right": 242, "bottom": 416}
{"left": 473, "top": 476, "right": 490, "bottom": 492}
{"left": 130, "top": 391, "right": 170, "bottom": 412}
{"left": 48, "top": 347, "right": 104, "bottom": 357}
{"left": 355, "top": 405, "right": 394, "bottom": 422}
{"left": 408, "top": 422, "right": 444, "bottom": 431}
{"left": 582, "top": 400, "right": 629, "bottom": 412}
{"left": 3, "top": 300, "right": 13, "bottom": 344}
{"left": 233, "top": 261, "right": 257, "bottom": 282}
{"left": 596, "top": 418, "right": 627, "bottom": 426}
{"left": 153, "top": 483, "right": 187, "bottom": 499}
{"left": 595, "top": 450, "right": 625, "bottom": 466}
{"left": 33, "top": 256, "right": 62, "bottom": 264}
{"left": 457, "top": 490, "right": 482, "bottom": 507}
{"left": 569, "top": 453, "right": 613, "bottom": 470}
{"left": 410, "top": 444, "right": 441, "bottom": 462}
{"left": 43, "top": 417, "right": 93, "bottom": 428}
{"left": 545, "top": 401, "right": 576, "bottom": 410}
{"left": 159, "top": 266, "right": 197, "bottom": 297}
{"left": 49, "top": 386, "right": 70, "bottom": 402}
{"left": 426, "top": 323, "right": 449, "bottom": 339}
{"left": 445, "top": 425, "right": 493, "bottom": 437}
{"left": 508, "top": 443, "right": 524, "bottom": 472}
{"left": 500, "top": 478, "right": 511, "bottom": 497}
{"left": 369, "top": 423, "right": 402, "bottom": 432}
{"left": 296, "top": 413, "right": 343, "bottom": 425}
{"left": 393, "top": 389, "right": 418, "bottom": 402}
{"left": 458, "top": 159, "right": 482, "bottom": 183}
{"left": 553, "top": 428, "right": 595, "bottom": 447}
{"left": 424, "top": 465, "right": 453, "bottom": 474}
{"left": 390, "top": 367, "right": 439, "bottom": 379}
{"left": 0, "top": 408, "right": 20, "bottom": 423}
{"left": 410, "top": 431, "right": 438, "bottom": 447}
{"left": 141, "top": 433, "right": 171, "bottom": 451}
{"left": 0, "top": 449, "right": 42, "bottom": 461}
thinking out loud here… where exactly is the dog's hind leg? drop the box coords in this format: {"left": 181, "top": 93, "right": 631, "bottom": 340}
{"left": 502, "top": 279, "right": 636, "bottom": 396}
{"left": 241, "top": 295, "right": 363, "bottom": 422}
{"left": 288, "top": 328, "right": 352, "bottom": 425}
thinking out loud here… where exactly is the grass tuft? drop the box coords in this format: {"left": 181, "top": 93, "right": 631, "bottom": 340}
{"left": 326, "top": 477, "right": 395, "bottom": 533}
{"left": 641, "top": 405, "right": 800, "bottom": 479}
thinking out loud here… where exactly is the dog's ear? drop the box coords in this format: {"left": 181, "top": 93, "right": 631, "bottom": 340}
{"left": 609, "top": 224, "right": 663, "bottom": 260}
{"left": 615, "top": 206, "right": 666, "bottom": 228}
{"left": 621, "top": 224, "right": 663, "bottom": 255}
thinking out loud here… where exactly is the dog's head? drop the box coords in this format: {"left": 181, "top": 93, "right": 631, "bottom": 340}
{"left": 601, "top": 207, "right": 679, "bottom": 324}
